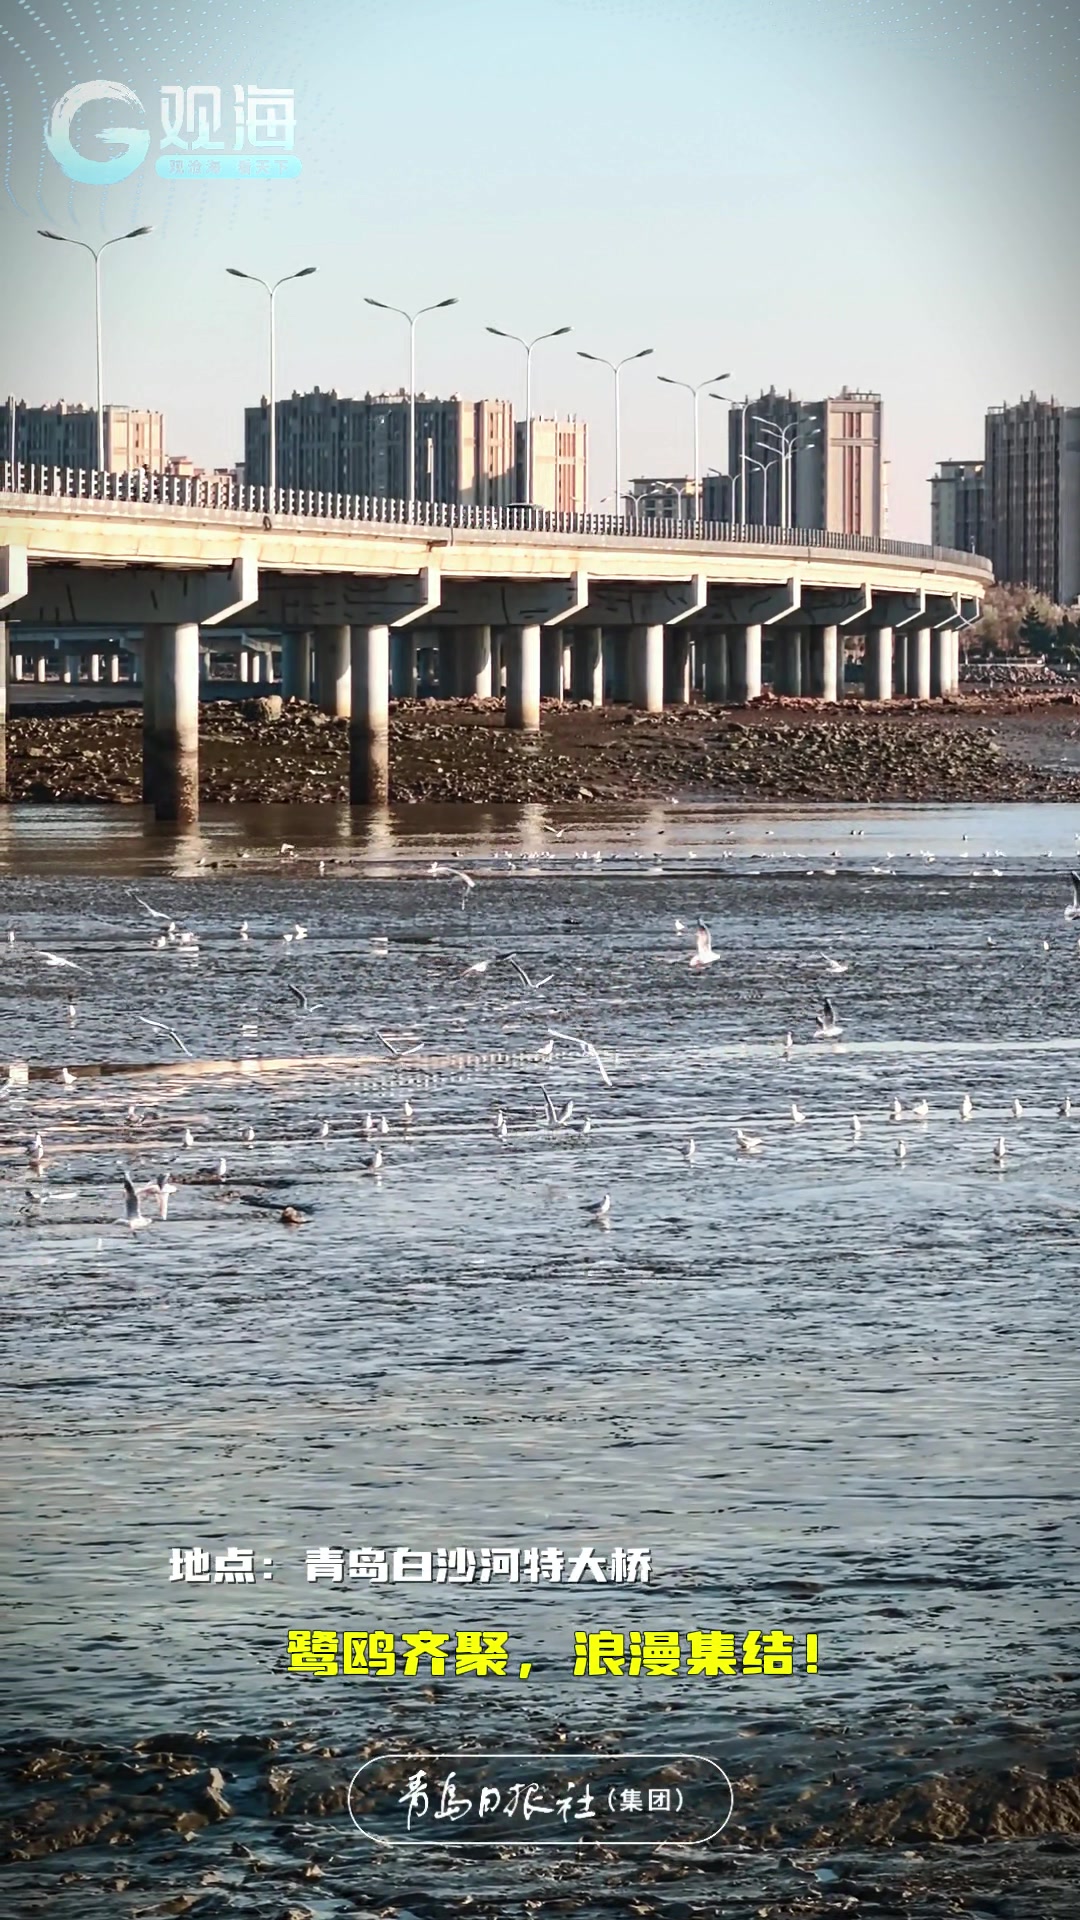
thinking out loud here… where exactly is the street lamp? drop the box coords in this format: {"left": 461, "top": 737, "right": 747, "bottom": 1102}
{"left": 744, "top": 454, "right": 779, "bottom": 525}
{"left": 226, "top": 266, "right": 316, "bottom": 493}
{"left": 752, "top": 415, "right": 821, "bottom": 530}
{"left": 38, "top": 224, "right": 153, "bottom": 473}
{"left": 577, "top": 347, "right": 653, "bottom": 518}
{"left": 656, "top": 369, "right": 729, "bottom": 517}
{"left": 364, "top": 295, "right": 458, "bottom": 505}
{"left": 710, "top": 391, "right": 751, "bottom": 528}
{"left": 486, "top": 324, "right": 571, "bottom": 507}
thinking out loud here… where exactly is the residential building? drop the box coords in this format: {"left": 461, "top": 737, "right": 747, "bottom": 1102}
{"left": 627, "top": 476, "right": 698, "bottom": 525}
{"left": 701, "top": 472, "right": 736, "bottom": 522}
{"left": 730, "top": 387, "right": 884, "bottom": 535}
{"left": 984, "top": 396, "right": 1080, "bottom": 603}
{"left": 1, "top": 398, "right": 165, "bottom": 472}
{"left": 930, "top": 460, "right": 986, "bottom": 554}
{"left": 165, "top": 454, "right": 243, "bottom": 486}
{"left": 515, "top": 417, "right": 588, "bottom": 512}
{"left": 244, "top": 389, "right": 515, "bottom": 506}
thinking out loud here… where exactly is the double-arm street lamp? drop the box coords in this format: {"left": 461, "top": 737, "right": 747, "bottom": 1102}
{"left": 364, "top": 295, "right": 458, "bottom": 505}
{"left": 486, "top": 324, "right": 571, "bottom": 507}
{"left": 752, "top": 415, "right": 821, "bottom": 530}
{"left": 226, "top": 266, "right": 317, "bottom": 492}
{"left": 38, "top": 224, "right": 154, "bottom": 473}
{"left": 656, "top": 368, "right": 729, "bottom": 518}
{"left": 577, "top": 347, "right": 653, "bottom": 517}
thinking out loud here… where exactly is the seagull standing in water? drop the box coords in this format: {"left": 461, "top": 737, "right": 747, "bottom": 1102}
{"left": 689, "top": 922, "right": 718, "bottom": 970}
{"left": 583, "top": 1192, "right": 611, "bottom": 1222}
{"left": 1065, "top": 872, "right": 1080, "bottom": 921}
{"left": 736, "top": 1128, "right": 763, "bottom": 1155}
{"left": 895, "top": 1139, "right": 908, "bottom": 1163}
{"left": 1011, "top": 1097, "right": 1024, "bottom": 1119}
{"left": 959, "top": 1093, "right": 974, "bottom": 1121}
{"left": 994, "top": 1136, "right": 1007, "bottom": 1167}
{"left": 851, "top": 1115, "right": 863, "bottom": 1141}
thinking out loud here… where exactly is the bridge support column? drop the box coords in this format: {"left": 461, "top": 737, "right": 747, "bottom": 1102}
{"left": 865, "top": 628, "right": 894, "bottom": 703}
{"left": 950, "top": 631, "right": 962, "bottom": 694}
{"left": 605, "top": 632, "right": 628, "bottom": 702}
{"left": 776, "top": 630, "right": 802, "bottom": 696}
{"left": 109, "top": 652, "right": 121, "bottom": 685}
{"left": 574, "top": 627, "right": 603, "bottom": 705}
{"left": 350, "top": 623, "right": 390, "bottom": 805}
{"left": 908, "top": 627, "right": 931, "bottom": 701}
{"left": 628, "top": 624, "right": 664, "bottom": 712}
{"left": 88, "top": 653, "right": 101, "bottom": 684}
{"left": 505, "top": 624, "right": 541, "bottom": 731}
{"left": 0, "top": 622, "right": 7, "bottom": 800}
{"left": 730, "top": 624, "right": 762, "bottom": 704}
{"left": 540, "top": 630, "right": 562, "bottom": 700}
{"left": 35, "top": 654, "right": 47, "bottom": 684}
{"left": 561, "top": 637, "right": 574, "bottom": 700}
{"left": 664, "top": 628, "right": 691, "bottom": 706}
{"left": 437, "top": 630, "right": 459, "bottom": 698}
{"left": 391, "top": 630, "right": 417, "bottom": 698}
{"left": 314, "top": 624, "right": 351, "bottom": 718}
{"left": 12, "top": 650, "right": 23, "bottom": 684}
{"left": 62, "top": 652, "right": 77, "bottom": 686}
{"left": 811, "top": 626, "right": 839, "bottom": 702}
{"left": 238, "top": 648, "right": 250, "bottom": 684}
{"left": 143, "top": 622, "right": 199, "bottom": 822}
{"left": 249, "top": 650, "right": 263, "bottom": 687}
{"left": 702, "top": 630, "right": 729, "bottom": 702}
{"left": 282, "top": 630, "right": 312, "bottom": 702}
{"left": 458, "top": 625, "right": 493, "bottom": 699}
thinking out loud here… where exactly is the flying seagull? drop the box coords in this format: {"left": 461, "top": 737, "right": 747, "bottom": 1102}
{"left": 546, "top": 1029, "right": 612, "bottom": 1087}
{"left": 376, "top": 1031, "right": 425, "bottom": 1058}
{"left": 287, "top": 983, "right": 319, "bottom": 1012}
{"left": 34, "top": 951, "right": 80, "bottom": 970}
{"left": 138, "top": 1014, "right": 192, "bottom": 1056}
{"left": 688, "top": 922, "right": 718, "bottom": 970}
{"left": 505, "top": 955, "right": 554, "bottom": 992}
{"left": 130, "top": 892, "right": 173, "bottom": 923}
{"left": 121, "top": 1168, "right": 150, "bottom": 1232}
{"left": 814, "top": 997, "right": 843, "bottom": 1039}
{"left": 541, "top": 1086, "right": 574, "bottom": 1129}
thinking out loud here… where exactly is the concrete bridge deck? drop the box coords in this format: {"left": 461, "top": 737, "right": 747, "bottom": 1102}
{"left": 0, "top": 469, "right": 992, "bottom": 819}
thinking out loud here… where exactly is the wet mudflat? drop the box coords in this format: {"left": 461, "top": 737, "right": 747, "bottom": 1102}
{"left": 1, "top": 798, "right": 1079, "bottom": 1917}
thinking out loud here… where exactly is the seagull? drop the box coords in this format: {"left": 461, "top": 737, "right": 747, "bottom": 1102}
{"left": 895, "top": 1139, "right": 908, "bottom": 1163}
{"left": 735, "top": 1128, "right": 763, "bottom": 1155}
{"left": 130, "top": 892, "right": 173, "bottom": 922}
{"left": 814, "top": 997, "right": 843, "bottom": 1039}
{"left": 820, "top": 955, "right": 849, "bottom": 975}
{"left": 546, "top": 1029, "right": 612, "bottom": 1087}
{"left": 579, "top": 1116, "right": 592, "bottom": 1138}
{"left": 462, "top": 959, "right": 490, "bottom": 978}
{"left": 534, "top": 1037, "right": 555, "bottom": 1063}
{"left": 287, "top": 984, "right": 318, "bottom": 1012}
{"left": 292, "top": 924, "right": 308, "bottom": 941}
{"left": 993, "top": 1136, "right": 1007, "bottom": 1166}
{"left": 280, "top": 842, "right": 295, "bottom": 856}
{"left": 689, "top": 922, "right": 718, "bottom": 970}
{"left": 361, "top": 1146, "right": 384, "bottom": 1174}
{"left": 181, "top": 1126, "right": 195, "bottom": 1149}
{"left": 505, "top": 955, "right": 554, "bottom": 992}
{"left": 376, "top": 1032, "right": 425, "bottom": 1059}
{"left": 493, "top": 1108, "right": 508, "bottom": 1140}
{"left": 138, "top": 1014, "right": 192, "bottom": 1056}
{"left": 34, "top": 951, "right": 80, "bottom": 970}
{"left": 318, "top": 1119, "right": 330, "bottom": 1139}
{"left": 1059, "top": 1095, "right": 1073, "bottom": 1118}
{"left": 889, "top": 1097, "right": 903, "bottom": 1122}
{"left": 403, "top": 1099, "right": 414, "bottom": 1125}
{"left": 66, "top": 997, "right": 77, "bottom": 1023}
{"left": 583, "top": 1192, "right": 611, "bottom": 1221}
{"left": 959, "top": 1093, "right": 974, "bottom": 1120}
{"left": 239, "top": 921, "right": 250, "bottom": 941}
{"left": 151, "top": 1171, "right": 178, "bottom": 1220}
{"left": 1011, "top": 1097, "right": 1024, "bottom": 1118}
{"left": 122, "top": 1169, "right": 150, "bottom": 1231}
{"left": 430, "top": 861, "right": 476, "bottom": 897}
{"left": 541, "top": 1087, "right": 574, "bottom": 1129}
{"left": 674, "top": 918, "right": 686, "bottom": 934}
{"left": 782, "top": 1032, "right": 793, "bottom": 1057}
{"left": 911, "top": 1099, "right": 930, "bottom": 1121}
{"left": 851, "top": 1115, "right": 862, "bottom": 1140}
{"left": 26, "top": 1133, "right": 45, "bottom": 1170}
{"left": 1066, "top": 872, "right": 1080, "bottom": 921}
{"left": 378, "top": 1114, "right": 390, "bottom": 1135}
{"left": 189, "top": 1156, "right": 228, "bottom": 1183}
{"left": 790, "top": 1103, "right": 806, "bottom": 1124}
{"left": 542, "top": 823, "right": 567, "bottom": 839}
{"left": 241, "top": 1124, "right": 255, "bottom": 1145}
{"left": 681, "top": 1138, "right": 697, "bottom": 1163}
{"left": 59, "top": 1067, "right": 76, "bottom": 1088}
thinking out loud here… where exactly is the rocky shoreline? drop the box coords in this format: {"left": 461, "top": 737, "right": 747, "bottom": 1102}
{"left": 7, "top": 691, "right": 1080, "bottom": 808}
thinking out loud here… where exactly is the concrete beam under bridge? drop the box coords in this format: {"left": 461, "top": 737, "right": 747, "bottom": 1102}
{"left": 10, "top": 557, "right": 259, "bottom": 627}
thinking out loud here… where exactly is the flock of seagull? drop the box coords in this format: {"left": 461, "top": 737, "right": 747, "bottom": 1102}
{"left": 4, "top": 858, "right": 1080, "bottom": 1236}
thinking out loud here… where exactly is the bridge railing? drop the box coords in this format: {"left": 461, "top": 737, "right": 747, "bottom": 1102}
{"left": 0, "top": 462, "right": 994, "bottom": 575}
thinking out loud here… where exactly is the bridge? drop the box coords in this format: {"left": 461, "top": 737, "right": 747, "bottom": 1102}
{"left": 0, "top": 466, "right": 991, "bottom": 819}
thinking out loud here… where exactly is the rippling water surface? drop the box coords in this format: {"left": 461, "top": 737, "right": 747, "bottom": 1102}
{"left": 2, "top": 799, "right": 1079, "bottom": 1917}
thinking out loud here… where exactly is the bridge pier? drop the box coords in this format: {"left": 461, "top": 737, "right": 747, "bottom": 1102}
{"left": 775, "top": 630, "right": 802, "bottom": 697}
{"left": 282, "top": 630, "right": 312, "bottom": 701}
{"left": 458, "top": 625, "right": 493, "bottom": 699}
{"left": 143, "top": 622, "right": 199, "bottom": 822}
{"left": 702, "top": 630, "right": 729, "bottom": 702}
{"left": 730, "top": 624, "right": 762, "bottom": 704}
{"left": 314, "top": 624, "right": 351, "bottom": 717}
{"left": 437, "top": 629, "right": 459, "bottom": 698}
{"left": 864, "top": 627, "right": 894, "bottom": 702}
{"left": 573, "top": 627, "right": 603, "bottom": 705}
{"left": 628, "top": 624, "right": 664, "bottom": 712}
{"left": 664, "top": 628, "right": 691, "bottom": 706}
{"left": 907, "top": 627, "right": 931, "bottom": 701}
{"left": 505, "top": 624, "right": 541, "bottom": 731}
{"left": 350, "top": 622, "right": 390, "bottom": 805}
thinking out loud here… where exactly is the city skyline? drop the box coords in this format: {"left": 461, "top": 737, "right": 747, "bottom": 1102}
{"left": 0, "top": 0, "right": 1076, "bottom": 540}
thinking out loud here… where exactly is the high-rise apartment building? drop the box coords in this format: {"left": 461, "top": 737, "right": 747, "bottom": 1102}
{"left": 244, "top": 389, "right": 515, "bottom": 506}
{"left": 515, "top": 418, "right": 588, "bottom": 512}
{"left": 627, "top": 476, "right": 698, "bottom": 524}
{"left": 1, "top": 398, "right": 165, "bottom": 472}
{"left": 728, "top": 388, "right": 884, "bottom": 536}
{"left": 984, "top": 396, "right": 1080, "bottom": 603}
{"left": 930, "top": 460, "right": 986, "bottom": 555}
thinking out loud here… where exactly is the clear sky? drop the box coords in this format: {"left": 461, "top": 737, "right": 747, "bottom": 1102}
{"left": 0, "top": 0, "right": 1076, "bottom": 536}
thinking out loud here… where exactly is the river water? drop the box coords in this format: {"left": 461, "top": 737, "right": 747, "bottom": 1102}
{"left": 2, "top": 800, "right": 1079, "bottom": 1917}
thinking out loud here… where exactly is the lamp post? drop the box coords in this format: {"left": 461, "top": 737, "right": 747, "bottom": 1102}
{"left": 752, "top": 416, "right": 820, "bottom": 530}
{"left": 745, "top": 454, "right": 779, "bottom": 525}
{"left": 365, "top": 295, "right": 458, "bottom": 505}
{"left": 710, "top": 391, "right": 751, "bottom": 528}
{"left": 226, "top": 265, "right": 317, "bottom": 493}
{"left": 486, "top": 324, "right": 571, "bottom": 506}
{"left": 656, "top": 369, "right": 729, "bottom": 519}
{"left": 38, "top": 225, "right": 153, "bottom": 473}
{"left": 577, "top": 347, "right": 653, "bottom": 517}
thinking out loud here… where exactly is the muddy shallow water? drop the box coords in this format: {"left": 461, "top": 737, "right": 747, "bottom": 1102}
{"left": 1, "top": 799, "right": 1079, "bottom": 1916}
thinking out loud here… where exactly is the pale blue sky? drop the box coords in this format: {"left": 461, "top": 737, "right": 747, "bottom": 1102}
{"left": 0, "top": 0, "right": 1076, "bottom": 535}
